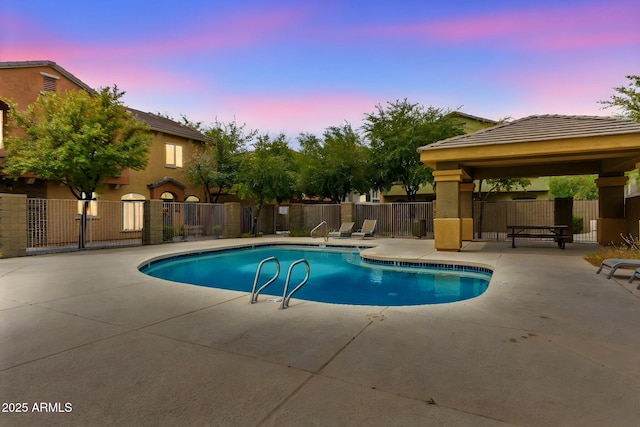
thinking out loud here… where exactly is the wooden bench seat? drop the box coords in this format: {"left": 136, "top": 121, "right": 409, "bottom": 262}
{"left": 506, "top": 233, "right": 560, "bottom": 239}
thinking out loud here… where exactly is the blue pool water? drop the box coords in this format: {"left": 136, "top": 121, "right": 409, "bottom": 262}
{"left": 139, "top": 244, "right": 492, "bottom": 306}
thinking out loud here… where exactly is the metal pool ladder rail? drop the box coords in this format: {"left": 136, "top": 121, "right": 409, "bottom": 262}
{"left": 310, "top": 221, "right": 328, "bottom": 242}
{"left": 281, "top": 259, "right": 311, "bottom": 309}
{"left": 250, "top": 256, "right": 281, "bottom": 304}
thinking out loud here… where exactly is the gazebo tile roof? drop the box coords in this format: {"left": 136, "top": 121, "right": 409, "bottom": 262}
{"left": 419, "top": 115, "right": 640, "bottom": 151}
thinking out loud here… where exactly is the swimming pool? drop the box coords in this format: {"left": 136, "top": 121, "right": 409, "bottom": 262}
{"left": 139, "top": 244, "right": 492, "bottom": 306}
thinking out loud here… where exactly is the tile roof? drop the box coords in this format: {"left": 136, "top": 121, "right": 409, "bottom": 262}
{"left": 419, "top": 115, "right": 640, "bottom": 151}
{"left": 128, "top": 109, "right": 208, "bottom": 142}
{"left": 449, "top": 111, "right": 498, "bottom": 125}
{"left": 147, "top": 176, "right": 187, "bottom": 189}
{"left": 0, "top": 60, "right": 95, "bottom": 93}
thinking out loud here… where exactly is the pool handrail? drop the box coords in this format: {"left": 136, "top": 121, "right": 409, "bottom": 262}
{"left": 250, "top": 256, "right": 281, "bottom": 304}
{"left": 281, "top": 259, "right": 311, "bottom": 309}
{"left": 310, "top": 221, "right": 328, "bottom": 242}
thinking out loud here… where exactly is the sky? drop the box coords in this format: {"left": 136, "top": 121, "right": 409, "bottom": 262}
{"left": 1, "top": 0, "right": 639, "bottom": 140}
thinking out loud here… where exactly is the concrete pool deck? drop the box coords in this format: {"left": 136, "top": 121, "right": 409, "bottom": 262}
{"left": 1, "top": 237, "right": 639, "bottom": 426}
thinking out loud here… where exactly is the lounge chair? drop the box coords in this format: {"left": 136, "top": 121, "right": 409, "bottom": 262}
{"left": 328, "top": 222, "right": 355, "bottom": 238}
{"left": 628, "top": 268, "right": 640, "bottom": 286}
{"left": 352, "top": 219, "right": 377, "bottom": 239}
{"left": 596, "top": 258, "right": 640, "bottom": 279}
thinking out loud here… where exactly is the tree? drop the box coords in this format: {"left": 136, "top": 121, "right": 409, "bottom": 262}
{"left": 155, "top": 112, "right": 205, "bottom": 132}
{"left": 3, "top": 86, "right": 151, "bottom": 248}
{"left": 298, "top": 123, "right": 371, "bottom": 203}
{"left": 363, "top": 99, "right": 464, "bottom": 201}
{"left": 476, "top": 178, "right": 531, "bottom": 238}
{"left": 477, "top": 178, "right": 532, "bottom": 201}
{"left": 185, "top": 120, "right": 254, "bottom": 203}
{"left": 548, "top": 175, "right": 598, "bottom": 200}
{"left": 235, "top": 134, "right": 297, "bottom": 235}
{"left": 599, "top": 75, "right": 640, "bottom": 122}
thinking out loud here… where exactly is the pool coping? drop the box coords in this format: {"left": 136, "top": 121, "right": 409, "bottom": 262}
{"left": 138, "top": 241, "right": 495, "bottom": 276}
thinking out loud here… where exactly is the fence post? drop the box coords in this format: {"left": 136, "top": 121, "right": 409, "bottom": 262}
{"left": 340, "top": 202, "right": 355, "bottom": 224}
{"left": 143, "top": 199, "right": 164, "bottom": 245}
{"left": 554, "top": 198, "right": 574, "bottom": 243}
{"left": 0, "top": 193, "right": 28, "bottom": 258}
{"left": 224, "top": 202, "right": 242, "bottom": 238}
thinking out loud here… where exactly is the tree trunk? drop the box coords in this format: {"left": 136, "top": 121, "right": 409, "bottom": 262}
{"left": 78, "top": 199, "right": 89, "bottom": 249}
{"left": 252, "top": 204, "right": 262, "bottom": 236}
{"left": 213, "top": 186, "right": 223, "bottom": 203}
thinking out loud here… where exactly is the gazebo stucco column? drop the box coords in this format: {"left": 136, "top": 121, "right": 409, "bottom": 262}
{"left": 596, "top": 175, "right": 628, "bottom": 245}
{"left": 460, "top": 182, "right": 475, "bottom": 241}
{"left": 433, "top": 169, "right": 465, "bottom": 251}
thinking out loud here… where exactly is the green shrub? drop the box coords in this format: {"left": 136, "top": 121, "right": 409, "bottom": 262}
{"left": 163, "top": 226, "right": 174, "bottom": 241}
{"left": 288, "top": 229, "right": 311, "bottom": 237}
{"left": 572, "top": 215, "right": 584, "bottom": 234}
{"left": 241, "top": 232, "right": 262, "bottom": 238}
{"left": 163, "top": 225, "right": 184, "bottom": 241}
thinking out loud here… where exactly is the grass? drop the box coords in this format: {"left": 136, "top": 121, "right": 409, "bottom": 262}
{"left": 584, "top": 234, "right": 640, "bottom": 266}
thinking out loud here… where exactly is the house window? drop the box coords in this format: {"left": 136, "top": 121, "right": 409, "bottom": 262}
{"left": 122, "top": 193, "right": 145, "bottom": 231}
{"left": 77, "top": 192, "right": 98, "bottom": 217}
{"left": 165, "top": 143, "right": 183, "bottom": 168}
{"left": 40, "top": 72, "right": 59, "bottom": 92}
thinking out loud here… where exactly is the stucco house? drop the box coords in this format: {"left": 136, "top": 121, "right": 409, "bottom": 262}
{"left": 0, "top": 60, "right": 210, "bottom": 204}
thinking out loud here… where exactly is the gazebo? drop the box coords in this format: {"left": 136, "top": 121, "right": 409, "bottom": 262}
{"left": 418, "top": 115, "right": 640, "bottom": 251}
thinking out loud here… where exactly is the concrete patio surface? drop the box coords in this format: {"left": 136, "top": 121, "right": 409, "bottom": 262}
{"left": 1, "top": 237, "right": 639, "bottom": 426}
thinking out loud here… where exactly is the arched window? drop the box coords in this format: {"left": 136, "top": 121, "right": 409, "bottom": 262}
{"left": 122, "top": 193, "right": 145, "bottom": 231}
{"left": 184, "top": 195, "right": 200, "bottom": 226}
{"left": 160, "top": 192, "right": 175, "bottom": 201}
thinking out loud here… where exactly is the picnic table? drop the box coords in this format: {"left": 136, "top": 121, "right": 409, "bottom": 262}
{"left": 507, "top": 225, "right": 569, "bottom": 249}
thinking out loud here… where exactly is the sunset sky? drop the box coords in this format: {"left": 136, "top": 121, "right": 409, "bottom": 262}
{"left": 2, "top": 0, "right": 639, "bottom": 139}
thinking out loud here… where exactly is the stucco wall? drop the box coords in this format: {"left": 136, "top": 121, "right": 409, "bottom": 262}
{"left": 1, "top": 64, "right": 207, "bottom": 203}
{"left": 0, "top": 65, "right": 83, "bottom": 109}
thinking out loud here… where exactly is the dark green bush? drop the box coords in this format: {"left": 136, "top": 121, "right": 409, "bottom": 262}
{"left": 288, "top": 229, "right": 311, "bottom": 237}
{"left": 572, "top": 215, "right": 583, "bottom": 234}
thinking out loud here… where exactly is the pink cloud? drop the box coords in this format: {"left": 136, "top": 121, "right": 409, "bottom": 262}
{"left": 359, "top": 1, "right": 639, "bottom": 51}
{"left": 214, "top": 91, "right": 381, "bottom": 137}
{"left": 1, "top": 7, "right": 310, "bottom": 62}
{"left": 486, "top": 59, "right": 633, "bottom": 118}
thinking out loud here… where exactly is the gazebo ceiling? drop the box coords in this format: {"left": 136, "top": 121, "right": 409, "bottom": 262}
{"left": 418, "top": 115, "right": 640, "bottom": 179}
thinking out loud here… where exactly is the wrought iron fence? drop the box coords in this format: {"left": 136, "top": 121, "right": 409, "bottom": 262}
{"left": 573, "top": 200, "right": 599, "bottom": 242}
{"left": 355, "top": 202, "right": 434, "bottom": 237}
{"left": 24, "top": 198, "right": 597, "bottom": 254}
{"left": 302, "top": 204, "right": 341, "bottom": 232}
{"left": 473, "top": 199, "right": 598, "bottom": 243}
{"left": 162, "top": 202, "right": 225, "bottom": 241}
{"left": 27, "top": 198, "right": 143, "bottom": 253}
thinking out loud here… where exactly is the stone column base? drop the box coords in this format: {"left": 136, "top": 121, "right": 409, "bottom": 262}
{"left": 434, "top": 218, "right": 462, "bottom": 251}
{"left": 143, "top": 200, "right": 164, "bottom": 245}
{"left": 597, "top": 218, "right": 626, "bottom": 245}
{"left": 224, "top": 202, "right": 242, "bottom": 238}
